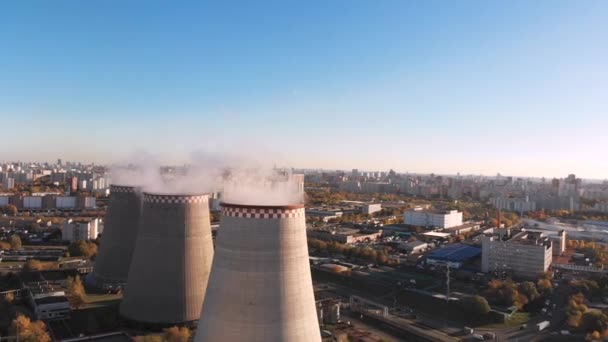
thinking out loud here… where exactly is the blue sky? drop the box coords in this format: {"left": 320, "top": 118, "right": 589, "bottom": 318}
{"left": 1, "top": 1, "right": 607, "bottom": 178}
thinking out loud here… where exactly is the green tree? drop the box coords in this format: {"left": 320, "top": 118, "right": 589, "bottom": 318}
{"left": 518, "top": 281, "right": 540, "bottom": 302}
{"left": 9, "top": 314, "right": 51, "bottom": 342}
{"left": 461, "top": 295, "right": 491, "bottom": 316}
{"left": 9, "top": 234, "right": 22, "bottom": 250}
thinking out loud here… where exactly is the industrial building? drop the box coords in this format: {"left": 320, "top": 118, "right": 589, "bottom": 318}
{"left": 120, "top": 193, "right": 214, "bottom": 326}
{"left": 195, "top": 203, "right": 321, "bottom": 342}
{"left": 307, "top": 227, "right": 383, "bottom": 244}
{"left": 523, "top": 228, "right": 567, "bottom": 256}
{"left": 92, "top": 185, "right": 142, "bottom": 288}
{"left": 399, "top": 241, "right": 428, "bottom": 254}
{"left": 426, "top": 243, "right": 482, "bottom": 269}
{"left": 481, "top": 229, "right": 552, "bottom": 279}
{"left": 403, "top": 207, "right": 463, "bottom": 229}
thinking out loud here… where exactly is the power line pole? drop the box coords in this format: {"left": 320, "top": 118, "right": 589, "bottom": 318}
{"left": 446, "top": 264, "right": 450, "bottom": 303}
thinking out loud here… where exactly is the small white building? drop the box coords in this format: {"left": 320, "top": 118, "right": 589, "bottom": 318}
{"left": 403, "top": 208, "right": 463, "bottom": 229}
{"left": 361, "top": 203, "right": 382, "bottom": 215}
{"left": 63, "top": 218, "right": 100, "bottom": 242}
{"left": 399, "top": 241, "right": 429, "bottom": 254}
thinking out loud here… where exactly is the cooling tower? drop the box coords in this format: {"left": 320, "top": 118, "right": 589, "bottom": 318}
{"left": 92, "top": 185, "right": 142, "bottom": 287}
{"left": 120, "top": 193, "right": 214, "bottom": 325}
{"left": 195, "top": 203, "right": 321, "bottom": 342}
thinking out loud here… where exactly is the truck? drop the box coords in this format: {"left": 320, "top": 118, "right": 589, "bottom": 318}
{"left": 536, "top": 321, "right": 550, "bottom": 331}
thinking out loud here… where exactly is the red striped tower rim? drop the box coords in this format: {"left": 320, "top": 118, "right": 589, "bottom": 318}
{"left": 221, "top": 202, "right": 304, "bottom": 210}
{"left": 220, "top": 202, "right": 305, "bottom": 219}
{"left": 143, "top": 192, "right": 209, "bottom": 204}
{"left": 110, "top": 185, "right": 141, "bottom": 193}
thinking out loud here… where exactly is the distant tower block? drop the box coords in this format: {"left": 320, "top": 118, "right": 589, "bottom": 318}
{"left": 120, "top": 193, "right": 214, "bottom": 325}
{"left": 92, "top": 185, "right": 142, "bottom": 287}
{"left": 195, "top": 203, "right": 321, "bottom": 342}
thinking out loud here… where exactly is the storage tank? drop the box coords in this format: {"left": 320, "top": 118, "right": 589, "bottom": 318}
{"left": 120, "top": 192, "right": 214, "bottom": 326}
{"left": 195, "top": 203, "right": 321, "bottom": 342}
{"left": 92, "top": 185, "right": 142, "bottom": 288}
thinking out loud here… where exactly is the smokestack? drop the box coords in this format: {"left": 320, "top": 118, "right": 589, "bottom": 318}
{"left": 195, "top": 203, "right": 320, "bottom": 342}
{"left": 120, "top": 192, "right": 214, "bottom": 325}
{"left": 92, "top": 185, "right": 142, "bottom": 288}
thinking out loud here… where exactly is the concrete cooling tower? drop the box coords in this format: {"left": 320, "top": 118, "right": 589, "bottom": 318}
{"left": 195, "top": 203, "right": 321, "bottom": 342}
{"left": 120, "top": 193, "right": 214, "bottom": 326}
{"left": 92, "top": 185, "right": 142, "bottom": 288}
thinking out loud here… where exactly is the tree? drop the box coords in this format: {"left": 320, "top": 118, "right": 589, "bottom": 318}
{"left": 9, "top": 235, "right": 22, "bottom": 250}
{"left": 461, "top": 295, "right": 491, "bottom": 316}
{"left": 1, "top": 204, "right": 18, "bottom": 216}
{"left": 518, "top": 281, "right": 540, "bottom": 302}
{"left": 163, "top": 326, "right": 191, "bottom": 342}
{"left": 24, "top": 259, "right": 43, "bottom": 271}
{"left": 66, "top": 275, "right": 86, "bottom": 309}
{"left": 0, "top": 240, "right": 11, "bottom": 250}
{"left": 580, "top": 310, "right": 608, "bottom": 333}
{"left": 4, "top": 292, "right": 15, "bottom": 304}
{"left": 9, "top": 314, "right": 51, "bottom": 342}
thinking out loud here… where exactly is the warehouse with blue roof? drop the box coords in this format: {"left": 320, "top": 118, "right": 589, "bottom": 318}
{"left": 426, "top": 243, "right": 481, "bottom": 269}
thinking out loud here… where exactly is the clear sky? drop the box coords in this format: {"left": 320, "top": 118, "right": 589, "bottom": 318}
{"left": 1, "top": 1, "right": 607, "bottom": 178}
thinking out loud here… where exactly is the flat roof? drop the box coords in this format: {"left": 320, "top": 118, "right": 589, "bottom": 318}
{"left": 427, "top": 244, "right": 481, "bottom": 262}
{"left": 423, "top": 232, "right": 451, "bottom": 238}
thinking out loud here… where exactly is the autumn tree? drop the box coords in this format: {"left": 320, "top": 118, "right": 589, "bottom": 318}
{"left": 133, "top": 336, "right": 163, "bottom": 342}
{"left": 68, "top": 240, "right": 98, "bottom": 259}
{"left": 9, "top": 234, "right": 22, "bottom": 250}
{"left": 24, "top": 259, "right": 43, "bottom": 272}
{"left": 66, "top": 275, "right": 86, "bottom": 308}
{"left": 566, "top": 292, "right": 588, "bottom": 328}
{"left": 0, "top": 240, "right": 11, "bottom": 250}
{"left": 163, "top": 326, "right": 191, "bottom": 342}
{"left": 9, "top": 314, "right": 51, "bottom": 342}
{"left": 1, "top": 204, "right": 18, "bottom": 216}
{"left": 4, "top": 292, "right": 15, "bottom": 304}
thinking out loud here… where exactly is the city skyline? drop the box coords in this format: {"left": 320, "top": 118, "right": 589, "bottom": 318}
{"left": 1, "top": 1, "right": 607, "bottom": 178}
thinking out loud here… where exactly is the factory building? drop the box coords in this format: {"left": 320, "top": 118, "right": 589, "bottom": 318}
{"left": 481, "top": 230, "right": 552, "bottom": 279}
{"left": 403, "top": 207, "right": 463, "bottom": 229}
{"left": 195, "top": 203, "right": 321, "bottom": 342}
{"left": 307, "top": 227, "right": 382, "bottom": 244}
{"left": 120, "top": 193, "right": 214, "bottom": 326}
{"left": 426, "top": 243, "right": 482, "bottom": 269}
{"left": 92, "top": 185, "right": 142, "bottom": 288}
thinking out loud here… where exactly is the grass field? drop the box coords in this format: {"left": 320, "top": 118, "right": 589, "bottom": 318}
{"left": 84, "top": 293, "right": 122, "bottom": 307}
{"left": 481, "top": 312, "right": 532, "bottom": 329}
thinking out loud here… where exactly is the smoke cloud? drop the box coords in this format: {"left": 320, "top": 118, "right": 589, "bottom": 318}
{"left": 109, "top": 149, "right": 303, "bottom": 205}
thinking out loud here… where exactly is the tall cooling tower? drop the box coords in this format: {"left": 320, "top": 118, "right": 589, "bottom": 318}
{"left": 195, "top": 203, "right": 321, "bottom": 342}
{"left": 92, "top": 185, "right": 142, "bottom": 287}
{"left": 120, "top": 193, "right": 214, "bottom": 325}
